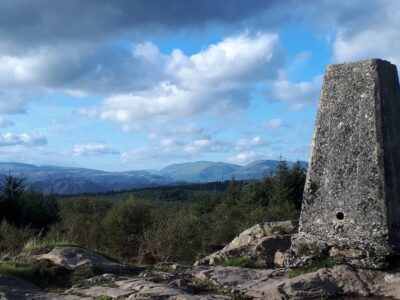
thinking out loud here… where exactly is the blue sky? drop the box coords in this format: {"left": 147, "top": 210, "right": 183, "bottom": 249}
{"left": 0, "top": 0, "right": 399, "bottom": 171}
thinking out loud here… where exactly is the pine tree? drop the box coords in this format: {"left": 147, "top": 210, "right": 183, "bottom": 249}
{"left": 0, "top": 175, "right": 25, "bottom": 225}
{"left": 287, "top": 161, "right": 306, "bottom": 209}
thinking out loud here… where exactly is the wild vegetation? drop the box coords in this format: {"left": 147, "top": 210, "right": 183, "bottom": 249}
{"left": 0, "top": 159, "right": 306, "bottom": 264}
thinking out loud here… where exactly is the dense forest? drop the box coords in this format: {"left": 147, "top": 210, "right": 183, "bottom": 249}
{"left": 0, "top": 160, "right": 306, "bottom": 264}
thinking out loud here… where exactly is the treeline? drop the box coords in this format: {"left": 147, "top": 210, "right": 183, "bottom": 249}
{"left": 0, "top": 160, "right": 306, "bottom": 263}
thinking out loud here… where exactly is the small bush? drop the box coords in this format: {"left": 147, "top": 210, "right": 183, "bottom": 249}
{"left": 57, "top": 197, "right": 110, "bottom": 250}
{"left": 0, "top": 220, "right": 35, "bottom": 255}
{"left": 102, "top": 199, "right": 153, "bottom": 260}
{"left": 144, "top": 207, "right": 203, "bottom": 263}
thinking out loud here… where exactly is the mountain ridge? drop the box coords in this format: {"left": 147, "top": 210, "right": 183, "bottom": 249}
{"left": 0, "top": 160, "right": 307, "bottom": 195}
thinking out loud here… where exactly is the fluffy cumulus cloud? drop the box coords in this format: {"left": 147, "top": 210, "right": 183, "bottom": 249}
{"left": 84, "top": 33, "right": 284, "bottom": 124}
{"left": 2, "top": 0, "right": 399, "bottom": 169}
{"left": 0, "top": 42, "right": 166, "bottom": 94}
{"left": 0, "top": 132, "right": 47, "bottom": 147}
{"left": 73, "top": 144, "right": 120, "bottom": 156}
{"left": 269, "top": 75, "right": 322, "bottom": 111}
{"left": 0, "top": 0, "right": 290, "bottom": 117}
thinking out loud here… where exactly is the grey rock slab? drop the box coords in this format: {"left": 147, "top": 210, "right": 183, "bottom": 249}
{"left": 34, "top": 246, "right": 137, "bottom": 274}
{"left": 190, "top": 265, "right": 400, "bottom": 299}
{"left": 190, "top": 266, "right": 278, "bottom": 295}
{"left": 197, "top": 221, "right": 297, "bottom": 266}
{"left": 115, "top": 278, "right": 191, "bottom": 299}
{"left": 66, "top": 285, "right": 135, "bottom": 298}
{"left": 171, "top": 295, "right": 232, "bottom": 300}
{"left": 287, "top": 59, "right": 400, "bottom": 269}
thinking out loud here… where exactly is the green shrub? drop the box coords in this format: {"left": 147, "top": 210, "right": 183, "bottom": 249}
{"left": 57, "top": 197, "right": 110, "bottom": 250}
{"left": 0, "top": 220, "right": 35, "bottom": 255}
{"left": 144, "top": 207, "right": 203, "bottom": 263}
{"left": 102, "top": 199, "right": 153, "bottom": 259}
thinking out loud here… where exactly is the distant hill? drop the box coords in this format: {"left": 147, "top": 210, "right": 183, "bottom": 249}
{"left": 231, "top": 160, "right": 308, "bottom": 180}
{"left": 160, "top": 161, "right": 241, "bottom": 182}
{"left": 231, "top": 160, "right": 280, "bottom": 180}
{"left": 0, "top": 160, "right": 307, "bottom": 195}
{"left": 0, "top": 162, "right": 170, "bottom": 194}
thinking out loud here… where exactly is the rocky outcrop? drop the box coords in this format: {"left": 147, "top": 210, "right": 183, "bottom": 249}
{"left": 3, "top": 250, "right": 400, "bottom": 299}
{"left": 190, "top": 264, "right": 400, "bottom": 299}
{"left": 67, "top": 277, "right": 232, "bottom": 299}
{"left": 34, "top": 246, "right": 139, "bottom": 274}
{"left": 196, "top": 221, "right": 298, "bottom": 266}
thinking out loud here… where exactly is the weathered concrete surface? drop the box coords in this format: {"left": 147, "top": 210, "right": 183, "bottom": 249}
{"left": 286, "top": 59, "right": 400, "bottom": 269}
{"left": 197, "top": 221, "right": 297, "bottom": 266}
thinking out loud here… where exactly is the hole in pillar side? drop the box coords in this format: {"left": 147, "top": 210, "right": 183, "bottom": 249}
{"left": 336, "top": 212, "right": 344, "bottom": 220}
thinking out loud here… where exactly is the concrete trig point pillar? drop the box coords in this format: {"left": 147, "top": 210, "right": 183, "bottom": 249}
{"left": 285, "top": 59, "right": 400, "bottom": 269}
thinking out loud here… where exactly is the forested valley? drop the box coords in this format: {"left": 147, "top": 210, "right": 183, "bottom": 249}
{"left": 0, "top": 160, "right": 305, "bottom": 264}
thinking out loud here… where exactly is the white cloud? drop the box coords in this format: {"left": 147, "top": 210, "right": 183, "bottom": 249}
{"left": 0, "top": 42, "right": 166, "bottom": 98}
{"left": 269, "top": 75, "right": 322, "bottom": 111}
{"left": 235, "top": 136, "right": 271, "bottom": 151}
{"left": 83, "top": 32, "right": 284, "bottom": 124}
{"left": 183, "top": 138, "right": 226, "bottom": 154}
{"left": 73, "top": 144, "right": 120, "bottom": 156}
{"left": 0, "top": 132, "right": 47, "bottom": 147}
{"left": 151, "top": 122, "right": 205, "bottom": 138}
{"left": 133, "top": 42, "right": 165, "bottom": 63}
{"left": 160, "top": 137, "right": 185, "bottom": 147}
{"left": 330, "top": 0, "right": 400, "bottom": 65}
{"left": 333, "top": 26, "right": 400, "bottom": 65}
{"left": 227, "top": 151, "right": 272, "bottom": 165}
{"left": 263, "top": 118, "right": 283, "bottom": 129}
{"left": 121, "top": 136, "right": 229, "bottom": 167}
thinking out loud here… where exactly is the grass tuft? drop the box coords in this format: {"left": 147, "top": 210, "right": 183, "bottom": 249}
{"left": 0, "top": 258, "right": 103, "bottom": 291}
{"left": 214, "top": 257, "right": 267, "bottom": 269}
{"left": 22, "top": 237, "right": 78, "bottom": 256}
{"left": 288, "top": 257, "right": 336, "bottom": 277}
